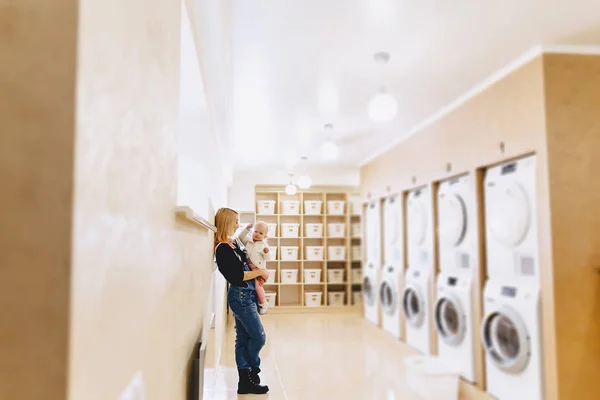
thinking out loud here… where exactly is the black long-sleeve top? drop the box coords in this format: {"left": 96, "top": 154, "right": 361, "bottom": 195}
{"left": 215, "top": 242, "right": 248, "bottom": 287}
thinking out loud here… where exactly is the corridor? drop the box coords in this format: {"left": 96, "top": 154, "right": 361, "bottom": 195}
{"left": 204, "top": 313, "right": 462, "bottom": 400}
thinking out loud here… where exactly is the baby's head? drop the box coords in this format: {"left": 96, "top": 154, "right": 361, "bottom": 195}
{"left": 252, "top": 221, "right": 269, "bottom": 242}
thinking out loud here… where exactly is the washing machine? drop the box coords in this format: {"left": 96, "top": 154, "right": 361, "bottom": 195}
{"left": 383, "top": 194, "right": 403, "bottom": 265}
{"left": 435, "top": 175, "right": 477, "bottom": 383}
{"left": 380, "top": 264, "right": 403, "bottom": 339}
{"left": 363, "top": 200, "right": 382, "bottom": 325}
{"left": 406, "top": 186, "right": 434, "bottom": 273}
{"left": 434, "top": 272, "right": 476, "bottom": 383}
{"left": 481, "top": 280, "right": 543, "bottom": 400}
{"left": 402, "top": 267, "right": 433, "bottom": 354}
{"left": 484, "top": 155, "right": 538, "bottom": 281}
{"left": 437, "top": 175, "right": 474, "bottom": 272}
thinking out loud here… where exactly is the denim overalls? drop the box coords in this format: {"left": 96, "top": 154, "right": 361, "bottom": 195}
{"left": 226, "top": 255, "right": 267, "bottom": 370}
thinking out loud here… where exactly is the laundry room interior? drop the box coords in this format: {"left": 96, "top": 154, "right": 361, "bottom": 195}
{"left": 5, "top": 2, "right": 600, "bottom": 400}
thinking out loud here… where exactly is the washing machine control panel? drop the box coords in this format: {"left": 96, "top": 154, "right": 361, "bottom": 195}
{"left": 501, "top": 286, "right": 517, "bottom": 298}
{"left": 448, "top": 277, "right": 457, "bottom": 286}
{"left": 501, "top": 162, "right": 517, "bottom": 175}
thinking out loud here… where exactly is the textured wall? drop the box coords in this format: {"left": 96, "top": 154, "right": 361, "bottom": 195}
{"left": 68, "top": 0, "right": 225, "bottom": 398}
{"left": 0, "top": 0, "right": 78, "bottom": 399}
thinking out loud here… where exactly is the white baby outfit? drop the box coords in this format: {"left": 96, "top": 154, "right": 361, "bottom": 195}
{"left": 235, "top": 227, "right": 272, "bottom": 269}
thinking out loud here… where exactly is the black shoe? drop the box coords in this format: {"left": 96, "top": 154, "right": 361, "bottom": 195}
{"left": 237, "top": 368, "right": 269, "bottom": 395}
{"left": 251, "top": 366, "right": 262, "bottom": 384}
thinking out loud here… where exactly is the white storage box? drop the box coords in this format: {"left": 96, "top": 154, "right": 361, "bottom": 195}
{"left": 282, "top": 200, "right": 300, "bottom": 215}
{"left": 271, "top": 246, "right": 278, "bottom": 260}
{"left": 327, "top": 200, "right": 345, "bottom": 215}
{"left": 351, "top": 245, "right": 362, "bottom": 261}
{"left": 265, "top": 292, "right": 277, "bottom": 308}
{"left": 304, "top": 291, "right": 323, "bottom": 307}
{"left": 280, "top": 246, "right": 299, "bottom": 261}
{"left": 304, "top": 200, "right": 322, "bottom": 215}
{"left": 305, "top": 223, "right": 323, "bottom": 238}
{"left": 281, "top": 223, "right": 300, "bottom": 238}
{"left": 266, "top": 269, "right": 276, "bottom": 284}
{"left": 404, "top": 356, "right": 460, "bottom": 400}
{"left": 351, "top": 268, "right": 362, "bottom": 283}
{"left": 351, "top": 223, "right": 361, "bottom": 238}
{"left": 280, "top": 269, "right": 299, "bottom": 283}
{"left": 350, "top": 199, "right": 362, "bottom": 215}
{"left": 328, "top": 246, "right": 346, "bottom": 261}
{"left": 304, "top": 269, "right": 322, "bottom": 284}
{"left": 257, "top": 200, "right": 276, "bottom": 214}
{"left": 327, "top": 269, "right": 345, "bottom": 284}
{"left": 328, "top": 223, "right": 346, "bottom": 238}
{"left": 352, "top": 291, "right": 363, "bottom": 305}
{"left": 267, "top": 223, "right": 278, "bottom": 237}
{"left": 328, "top": 292, "right": 345, "bottom": 306}
{"left": 305, "top": 246, "right": 324, "bottom": 261}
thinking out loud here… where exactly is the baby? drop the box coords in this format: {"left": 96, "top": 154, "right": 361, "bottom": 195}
{"left": 235, "top": 221, "right": 272, "bottom": 314}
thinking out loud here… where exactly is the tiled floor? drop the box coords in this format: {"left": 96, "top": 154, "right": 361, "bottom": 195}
{"left": 203, "top": 312, "right": 427, "bottom": 400}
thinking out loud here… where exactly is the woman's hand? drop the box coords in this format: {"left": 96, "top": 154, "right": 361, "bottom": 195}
{"left": 259, "top": 269, "right": 270, "bottom": 280}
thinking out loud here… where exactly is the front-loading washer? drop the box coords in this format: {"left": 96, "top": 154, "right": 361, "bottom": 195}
{"left": 437, "top": 175, "right": 475, "bottom": 272}
{"left": 403, "top": 267, "right": 433, "bottom": 354}
{"left": 406, "top": 186, "right": 434, "bottom": 274}
{"left": 366, "top": 200, "right": 382, "bottom": 267}
{"left": 484, "top": 155, "right": 538, "bottom": 281}
{"left": 380, "top": 263, "right": 403, "bottom": 339}
{"left": 481, "top": 279, "right": 543, "bottom": 400}
{"left": 383, "top": 194, "right": 403, "bottom": 265}
{"left": 434, "top": 272, "right": 476, "bottom": 383}
{"left": 363, "top": 261, "right": 380, "bottom": 326}
{"left": 364, "top": 200, "right": 382, "bottom": 325}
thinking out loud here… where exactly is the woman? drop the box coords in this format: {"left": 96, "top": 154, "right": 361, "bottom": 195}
{"left": 214, "top": 207, "right": 270, "bottom": 395}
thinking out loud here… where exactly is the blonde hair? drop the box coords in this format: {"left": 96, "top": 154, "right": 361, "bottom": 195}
{"left": 214, "top": 208, "right": 239, "bottom": 247}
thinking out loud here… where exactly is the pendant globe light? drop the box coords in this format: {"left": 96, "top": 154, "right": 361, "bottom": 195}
{"left": 297, "top": 156, "right": 312, "bottom": 189}
{"left": 320, "top": 123, "right": 340, "bottom": 161}
{"left": 368, "top": 51, "right": 398, "bottom": 123}
{"left": 285, "top": 174, "right": 297, "bottom": 195}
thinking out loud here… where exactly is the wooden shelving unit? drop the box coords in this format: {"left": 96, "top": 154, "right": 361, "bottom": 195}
{"left": 254, "top": 186, "right": 363, "bottom": 311}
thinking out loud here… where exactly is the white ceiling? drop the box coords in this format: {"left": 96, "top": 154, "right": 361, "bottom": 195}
{"left": 231, "top": 0, "right": 600, "bottom": 171}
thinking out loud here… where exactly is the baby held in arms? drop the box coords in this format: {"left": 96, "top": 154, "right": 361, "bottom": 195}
{"left": 235, "top": 221, "right": 272, "bottom": 314}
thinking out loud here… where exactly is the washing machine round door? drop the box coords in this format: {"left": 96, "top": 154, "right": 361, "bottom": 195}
{"left": 380, "top": 275, "right": 398, "bottom": 316}
{"left": 481, "top": 306, "right": 531, "bottom": 373}
{"left": 363, "top": 273, "right": 375, "bottom": 307}
{"left": 434, "top": 293, "right": 466, "bottom": 345}
{"left": 403, "top": 284, "right": 425, "bottom": 327}
{"left": 438, "top": 192, "right": 467, "bottom": 247}
{"left": 487, "top": 181, "right": 530, "bottom": 248}
{"left": 407, "top": 194, "right": 428, "bottom": 247}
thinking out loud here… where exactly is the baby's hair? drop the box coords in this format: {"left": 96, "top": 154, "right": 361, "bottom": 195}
{"left": 254, "top": 221, "right": 269, "bottom": 234}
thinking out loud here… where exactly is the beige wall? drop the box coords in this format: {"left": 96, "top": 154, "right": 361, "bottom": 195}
{"left": 361, "top": 53, "right": 600, "bottom": 400}
{"left": 0, "top": 0, "right": 78, "bottom": 399}
{"left": 2, "top": 0, "right": 229, "bottom": 399}
{"left": 69, "top": 0, "right": 227, "bottom": 399}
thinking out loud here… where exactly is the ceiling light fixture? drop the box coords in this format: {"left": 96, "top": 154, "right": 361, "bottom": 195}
{"left": 320, "top": 123, "right": 340, "bottom": 161}
{"left": 368, "top": 51, "right": 398, "bottom": 123}
{"left": 297, "top": 156, "right": 312, "bottom": 189}
{"left": 285, "top": 174, "right": 297, "bottom": 195}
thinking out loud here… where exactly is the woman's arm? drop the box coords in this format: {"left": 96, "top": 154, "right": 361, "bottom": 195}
{"left": 244, "top": 269, "right": 268, "bottom": 281}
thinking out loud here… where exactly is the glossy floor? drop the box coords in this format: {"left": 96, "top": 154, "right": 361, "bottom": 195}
{"left": 203, "top": 312, "right": 435, "bottom": 400}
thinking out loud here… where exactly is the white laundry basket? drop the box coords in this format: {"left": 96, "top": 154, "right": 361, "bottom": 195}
{"left": 280, "top": 269, "right": 299, "bottom": 283}
{"left": 267, "top": 223, "right": 278, "bottom": 238}
{"left": 351, "top": 223, "right": 362, "bottom": 238}
{"left": 271, "top": 246, "right": 278, "bottom": 260}
{"left": 305, "top": 223, "right": 323, "bottom": 238}
{"left": 304, "top": 269, "right": 322, "bottom": 284}
{"left": 327, "top": 223, "right": 346, "bottom": 238}
{"left": 327, "top": 200, "right": 345, "bottom": 215}
{"left": 328, "top": 246, "right": 346, "bottom": 261}
{"left": 404, "top": 356, "right": 460, "bottom": 400}
{"left": 304, "top": 201, "right": 322, "bottom": 215}
{"left": 266, "top": 269, "right": 276, "bottom": 284}
{"left": 265, "top": 292, "right": 277, "bottom": 308}
{"left": 281, "top": 223, "right": 300, "bottom": 238}
{"left": 305, "top": 246, "right": 324, "bottom": 261}
{"left": 351, "top": 245, "right": 362, "bottom": 261}
{"left": 352, "top": 291, "right": 362, "bottom": 305}
{"left": 327, "top": 269, "right": 345, "bottom": 284}
{"left": 257, "top": 200, "right": 276, "bottom": 214}
{"left": 328, "top": 292, "right": 345, "bottom": 306}
{"left": 280, "top": 246, "right": 299, "bottom": 261}
{"left": 351, "top": 268, "right": 362, "bottom": 283}
{"left": 282, "top": 200, "right": 300, "bottom": 215}
{"left": 304, "top": 291, "right": 322, "bottom": 307}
